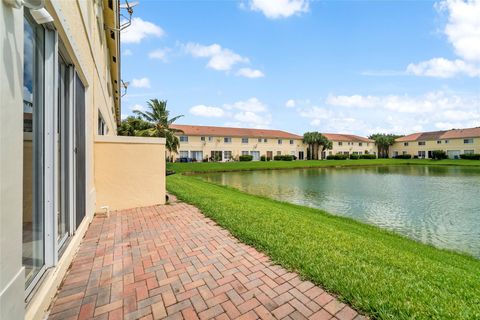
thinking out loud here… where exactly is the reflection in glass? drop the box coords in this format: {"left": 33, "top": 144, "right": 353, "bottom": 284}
{"left": 23, "top": 16, "right": 45, "bottom": 287}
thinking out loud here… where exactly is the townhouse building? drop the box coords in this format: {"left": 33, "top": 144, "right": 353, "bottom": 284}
{"left": 322, "top": 133, "right": 376, "bottom": 158}
{"left": 170, "top": 125, "right": 377, "bottom": 161}
{"left": 170, "top": 124, "right": 307, "bottom": 161}
{"left": 390, "top": 127, "right": 480, "bottom": 159}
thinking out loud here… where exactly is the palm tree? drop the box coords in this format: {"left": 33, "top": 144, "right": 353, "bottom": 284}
{"left": 317, "top": 134, "right": 333, "bottom": 159}
{"left": 303, "top": 132, "right": 315, "bottom": 160}
{"left": 303, "top": 132, "right": 332, "bottom": 160}
{"left": 133, "top": 99, "right": 184, "bottom": 153}
{"left": 118, "top": 116, "right": 154, "bottom": 136}
{"left": 369, "top": 133, "right": 403, "bottom": 158}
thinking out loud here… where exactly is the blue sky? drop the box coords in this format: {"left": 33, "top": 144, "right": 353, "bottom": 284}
{"left": 120, "top": 0, "right": 480, "bottom": 136}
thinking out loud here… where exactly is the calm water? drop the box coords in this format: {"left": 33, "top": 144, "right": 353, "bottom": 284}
{"left": 202, "top": 166, "right": 480, "bottom": 258}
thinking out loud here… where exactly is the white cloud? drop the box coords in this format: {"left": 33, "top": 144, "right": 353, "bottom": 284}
{"left": 248, "top": 0, "right": 310, "bottom": 19}
{"left": 224, "top": 97, "right": 268, "bottom": 112}
{"left": 130, "top": 77, "right": 151, "bottom": 88}
{"left": 438, "top": 0, "right": 480, "bottom": 62}
{"left": 184, "top": 43, "right": 248, "bottom": 71}
{"left": 236, "top": 68, "right": 265, "bottom": 78}
{"left": 406, "top": 57, "right": 480, "bottom": 78}
{"left": 123, "top": 49, "right": 133, "bottom": 56}
{"left": 326, "top": 94, "right": 379, "bottom": 108}
{"left": 149, "top": 48, "right": 171, "bottom": 62}
{"left": 190, "top": 105, "right": 226, "bottom": 117}
{"left": 326, "top": 91, "right": 476, "bottom": 114}
{"left": 188, "top": 97, "right": 272, "bottom": 128}
{"left": 405, "top": 0, "right": 480, "bottom": 78}
{"left": 234, "top": 111, "right": 271, "bottom": 127}
{"left": 304, "top": 90, "right": 480, "bottom": 135}
{"left": 131, "top": 104, "right": 147, "bottom": 112}
{"left": 121, "top": 17, "right": 165, "bottom": 44}
{"left": 285, "top": 99, "right": 296, "bottom": 108}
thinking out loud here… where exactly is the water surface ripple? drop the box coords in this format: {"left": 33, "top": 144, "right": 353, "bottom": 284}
{"left": 202, "top": 166, "right": 480, "bottom": 258}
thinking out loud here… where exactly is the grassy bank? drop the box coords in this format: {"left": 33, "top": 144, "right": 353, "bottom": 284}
{"left": 167, "top": 158, "right": 480, "bottom": 173}
{"left": 166, "top": 160, "right": 480, "bottom": 319}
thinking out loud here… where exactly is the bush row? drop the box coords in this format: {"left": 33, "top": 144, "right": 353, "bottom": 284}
{"left": 394, "top": 154, "right": 412, "bottom": 159}
{"left": 460, "top": 153, "right": 480, "bottom": 160}
{"left": 239, "top": 155, "right": 253, "bottom": 161}
{"left": 326, "top": 154, "right": 377, "bottom": 160}
{"left": 260, "top": 156, "right": 271, "bottom": 161}
{"left": 273, "top": 155, "right": 294, "bottom": 161}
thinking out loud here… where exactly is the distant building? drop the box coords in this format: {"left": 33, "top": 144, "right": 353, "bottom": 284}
{"left": 170, "top": 125, "right": 376, "bottom": 161}
{"left": 170, "top": 124, "right": 307, "bottom": 161}
{"left": 322, "top": 134, "right": 376, "bottom": 158}
{"left": 391, "top": 127, "right": 480, "bottom": 159}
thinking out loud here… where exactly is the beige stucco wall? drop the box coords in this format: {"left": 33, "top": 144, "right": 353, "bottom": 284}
{"left": 0, "top": 3, "right": 26, "bottom": 320}
{"left": 327, "top": 141, "right": 377, "bottom": 156}
{"left": 172, "top": 135, "right": 377, "bottom": 160}
{"left": 390, "top": 138, "right": 480, "bottom": 158}
{"left": 173, "top": 136, "right": 307, "bottom": 160}
{"left": 94, "top": 136, "right": 166, "bottom": 212}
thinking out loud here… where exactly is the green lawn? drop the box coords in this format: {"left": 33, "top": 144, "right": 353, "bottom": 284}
{"left": 166, "top": 160, "right": 480, "bottom": 319}
{"left": 167, "top": 158, "right": 480, "bottom": 173}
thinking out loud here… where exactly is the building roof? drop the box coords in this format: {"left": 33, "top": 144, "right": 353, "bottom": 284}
{"left": 322, "top": 133, "right": 373, "bottom": 143}
{"left": 396, "top": 127, "right": 480, "bottom": 142}
{"left": 171, "top": 124, "right": 303, "bottom": 140}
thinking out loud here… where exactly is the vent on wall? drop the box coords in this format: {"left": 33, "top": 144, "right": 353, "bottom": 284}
{"left": 108, "top": 0, "right": 113, "bottom": 9}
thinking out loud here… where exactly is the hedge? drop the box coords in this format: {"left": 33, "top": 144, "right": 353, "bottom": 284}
{"left": 460, "top": 153, "right": 480, "bottom": 160}
{"left": 394, "top": 154, "right": 412, "bottom": 159}
{"left": 239, "top": 155, "right": 253, "bottom": 161}
{"left": 432, "top": 150, "right": 448, "bottom": 160}
{"left": 274, "top": 155, "right": 294, "bottom": 161}
{"left": 326, "top": 154, "right": 348, "bottom": 160}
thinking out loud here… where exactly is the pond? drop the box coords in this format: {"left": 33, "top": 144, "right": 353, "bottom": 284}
{"left": 202, "top": 165, "right": 480, "bottom": 258}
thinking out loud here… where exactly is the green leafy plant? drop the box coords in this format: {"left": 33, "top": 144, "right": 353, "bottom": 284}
{"left": 239, "top": 155, "right": 254, "bottom": 161}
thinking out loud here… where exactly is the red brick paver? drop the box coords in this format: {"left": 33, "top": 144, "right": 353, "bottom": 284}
{"left": 47, "top": 202, "right": 364, "bottom": 319}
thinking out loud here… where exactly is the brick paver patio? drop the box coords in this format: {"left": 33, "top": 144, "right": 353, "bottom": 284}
{"left": 47, "top": 200, "right": 365, "bottom": 320}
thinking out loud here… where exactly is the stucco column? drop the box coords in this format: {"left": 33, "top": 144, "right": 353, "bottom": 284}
{"left": 0, "top": 2, "right": 26, "bottom": 320}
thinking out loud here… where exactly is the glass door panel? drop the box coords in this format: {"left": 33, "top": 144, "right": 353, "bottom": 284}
{"left": 23, "top": 16, "right": 45, "bottom": 287}
{"left": 57, "top": 55, "right": 70, "bottom": 248}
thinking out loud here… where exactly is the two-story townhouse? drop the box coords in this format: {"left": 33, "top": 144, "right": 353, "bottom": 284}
{"left": 322, "top": 134, "right": 377, "bottom": 158}
{"left": 170, "top": 125, "right": 307, "bottom": 161}
{"left": 390, "top": 127, "right": 480, "bottom": 159}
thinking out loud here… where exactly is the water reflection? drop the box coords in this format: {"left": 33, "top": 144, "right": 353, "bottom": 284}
{"left": 202, "top": 166, "right": 480, "bottom": 258}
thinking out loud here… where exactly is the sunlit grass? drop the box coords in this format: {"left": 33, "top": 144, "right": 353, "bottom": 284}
{"left": 166, "top": 160, "right": 480, "bottom": 319}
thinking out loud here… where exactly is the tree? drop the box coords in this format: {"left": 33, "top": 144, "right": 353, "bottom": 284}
{"left": 303, "top": 132, "right": 332, "bottom": 160}
{"left": 120, "top": 99, "right": 184, "bottom": 154}
{"left": 369, "top": 133, "right": 403, "bottom": 158}
{"left": 118, "top": 116, "right": 153, "bottom": 136}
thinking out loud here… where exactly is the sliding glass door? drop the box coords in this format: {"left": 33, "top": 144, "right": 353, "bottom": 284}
{"left": 23, "top": 14, "right": 87, "bottom": 295}
{"left": 23, "top": 14, "right": 45, "bottom": 288}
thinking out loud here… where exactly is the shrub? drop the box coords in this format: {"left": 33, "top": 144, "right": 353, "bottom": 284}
{"left": 349, "top": 154, "right": 360, "bottom": 160}
{"left": 274, "top": 155, "right": 294, "bottom": 161}
{"left": 326, "top": 154, "right": 348, "bottom": 160}
{"left": 394, "top": 154, "right": 412, "bottom": 159}
{"left": 360, "top": 154, "right": 377, "bottom": 159}
{"left": 261, "top": 155, "right": 266, "bottom": 161}
{"left": 239, "top": 155, "right": 253, "bottom": 161}
{"left": 431, "top": 150, "right": 448, "bottom": 160}
{"left": 460, "top": 153, "right": 480, "bottom": 160}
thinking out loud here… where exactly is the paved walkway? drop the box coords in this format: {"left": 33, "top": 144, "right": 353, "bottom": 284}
{"left": 47, "top": 200, "right": 365, "bottom": 320}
